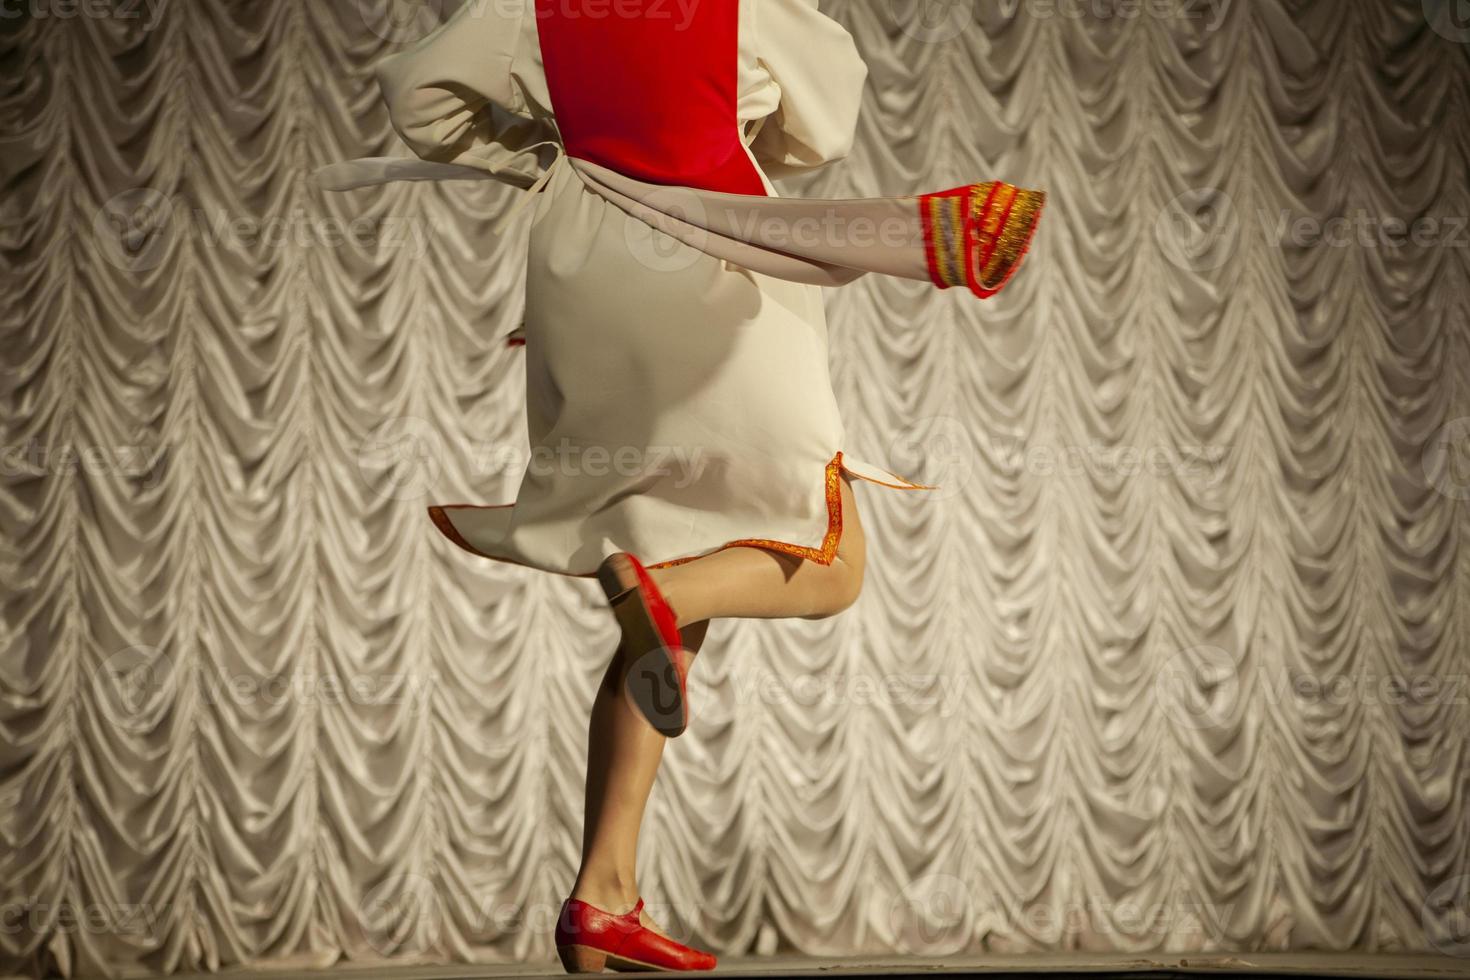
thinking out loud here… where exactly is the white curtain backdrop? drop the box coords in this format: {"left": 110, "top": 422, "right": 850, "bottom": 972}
{"left": 3, "top": 0, "right": 1469, "bottom": 975}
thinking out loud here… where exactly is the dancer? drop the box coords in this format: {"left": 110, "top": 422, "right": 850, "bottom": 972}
{"left": 318, "top": 0, "right": 1043, "bottom": 971}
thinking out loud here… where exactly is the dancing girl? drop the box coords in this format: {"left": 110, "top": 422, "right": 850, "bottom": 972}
{"left": 319, "top": 0, "right": 1043, "bottom": 970}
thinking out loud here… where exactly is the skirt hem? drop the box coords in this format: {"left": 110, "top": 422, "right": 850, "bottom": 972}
{"left": 426, "top": 450, "right": 934, "bottom": 579}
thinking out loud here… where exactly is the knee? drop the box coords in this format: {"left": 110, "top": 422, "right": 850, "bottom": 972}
{"left": 808, "top": 556, "right": 864, "bottom": 619}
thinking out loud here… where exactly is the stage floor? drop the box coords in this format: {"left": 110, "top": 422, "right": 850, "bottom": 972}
{"left": 146, "top": 952, "right": 1470, "bottom": 980}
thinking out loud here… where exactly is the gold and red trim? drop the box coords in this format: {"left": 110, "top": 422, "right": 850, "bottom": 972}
{"left": 427, "top": 503, "right": 503, "bottom": 559}
{"left": 425, "top": 450, "right": 934, "bottom": 577}
{"left": 651, "top": 452, "right": 847, "bottom": 569}
{"left": 843, "top": 467, "right": 939, "bottom": 491}
{"left": 919, "top": 180, "right": 1045, "bottom": 299}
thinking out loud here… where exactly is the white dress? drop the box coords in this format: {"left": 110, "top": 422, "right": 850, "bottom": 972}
{"left": 318, "top": 0, "right": 1042, "bottom": 577}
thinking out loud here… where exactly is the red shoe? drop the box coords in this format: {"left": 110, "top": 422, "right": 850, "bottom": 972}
{"left": 555, "top": 896, "right": 717, "bottom": 973}
{"left": 596, "top": 552, "right": 691, "bottom": 737}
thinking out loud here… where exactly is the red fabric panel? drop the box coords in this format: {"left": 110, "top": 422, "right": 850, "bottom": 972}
{"left": 533, "top": 0, "right": 768, "bottom": 196}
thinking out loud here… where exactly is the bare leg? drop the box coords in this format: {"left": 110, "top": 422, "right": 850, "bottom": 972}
{"left": 570, "top": 619, "right": 710, "bottom": 931}
{"left": 568, "top": 477, "right": 868, "bottom": 931}
{"left": 647, "top": 475, "right": 868, "bottom": 628}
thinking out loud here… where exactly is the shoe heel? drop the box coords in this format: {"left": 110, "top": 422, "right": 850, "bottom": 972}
{"left": 557, "top": 944, "right": 608, "bottom": 973}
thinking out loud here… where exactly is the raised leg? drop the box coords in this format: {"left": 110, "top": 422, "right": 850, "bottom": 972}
{"left": 567, "top": 477, "right": 868, "bottom": 942}
{"left": 646, "top": 475, "right": 867, "bottom": 628}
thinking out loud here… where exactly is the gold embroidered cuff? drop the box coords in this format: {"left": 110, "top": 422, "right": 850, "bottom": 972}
{"left": 920, "top": 180, "right": 1045, "bottom": 299}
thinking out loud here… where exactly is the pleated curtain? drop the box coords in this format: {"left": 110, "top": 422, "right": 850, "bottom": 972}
{"left": 1, "top": 0, "right": 1469, "bottom": 975}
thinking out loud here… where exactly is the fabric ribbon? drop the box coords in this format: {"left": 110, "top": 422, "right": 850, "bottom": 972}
{"left": 490, "top": 141, "right": 568, "bottom": 236}
{"left": 312, "top": 148, "right": 1043, "bottom": 301}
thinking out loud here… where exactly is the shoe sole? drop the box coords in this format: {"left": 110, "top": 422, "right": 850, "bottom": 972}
{"left": 558, "top": 941, "right": 712, "bottom": 973}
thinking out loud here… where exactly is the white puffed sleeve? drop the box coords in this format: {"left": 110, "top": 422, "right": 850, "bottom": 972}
{"left": 317, "top": 0, "right": 559, "bottom": 191}
{"left": 745, "top": 0, "right": 868, "bottom": 181}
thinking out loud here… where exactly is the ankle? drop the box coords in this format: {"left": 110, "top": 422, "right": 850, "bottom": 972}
{"left": 570, "top": 869, "right": 640, "bottom": 913}
{"left": 646, "top": 568, "right": 691, "bottom": 629}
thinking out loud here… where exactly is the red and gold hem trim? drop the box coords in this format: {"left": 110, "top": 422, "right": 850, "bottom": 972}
{"left": 425, "top": 451, "right": 933, "bottom": 578}
{"left": 651, "top": 453, "right": 847, "bottom": 570}
{"left": 920, "top": 180, "right": 1045, "bottom": 299}
{"left": 427, "top": 504, "right": 497, "bottom": 559}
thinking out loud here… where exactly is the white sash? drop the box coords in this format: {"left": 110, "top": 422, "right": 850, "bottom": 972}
{"left": 311, "top": 151, "right": 1043, "bottom": 300}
